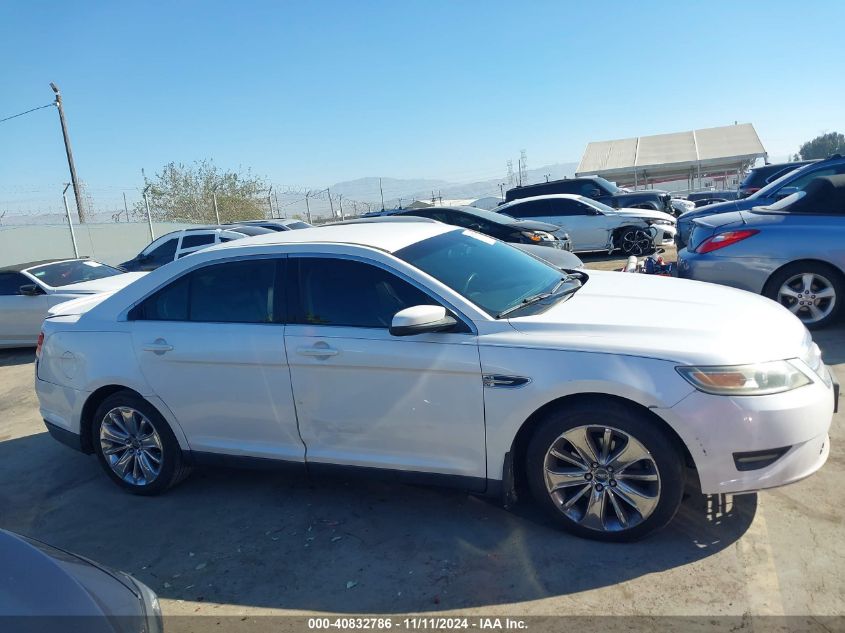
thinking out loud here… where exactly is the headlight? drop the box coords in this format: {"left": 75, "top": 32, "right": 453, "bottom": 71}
{"left": 521, "top": 230, "right": 553, "bottom": 242}
{"left": 676, "top": 360, "right": 812, "bottom": 395}
{"left": 800, "top": 341, "right": 831, "bottom": 386}
{"left": 648, "top": 219, "right": 674, "bottom": 226}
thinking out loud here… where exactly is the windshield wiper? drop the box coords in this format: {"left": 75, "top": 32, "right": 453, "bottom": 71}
{"left": 496, "top": 277, "right": 581, "bottom": 319}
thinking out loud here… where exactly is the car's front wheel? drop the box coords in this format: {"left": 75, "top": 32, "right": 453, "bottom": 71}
{"left": 92, "top": 391, "right": 191, "bottom": 495}
{"left": 764, "top": 262, "right": 842, "bottom": 329}
{"left": 525, "top": 400, "right": 685, "bottom": 541}
{"left": 618, "top": 227, "right": 654, "bottom": 256}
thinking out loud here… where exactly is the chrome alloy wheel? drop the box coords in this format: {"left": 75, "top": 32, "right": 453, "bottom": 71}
{"left": 620, "top": 228, "right": 654, "bottom": 256}
{"left": 777, "top": 273, "right": 836, "bottom": 325}
{"left": 99, "top": 406, "right": 163, "bottom": 486}
{"left": 543, "top": 425, "right": 661, "bottom": 532}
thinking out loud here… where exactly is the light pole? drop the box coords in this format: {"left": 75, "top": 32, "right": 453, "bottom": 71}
{"left": 50, "top": 83, "right": 86, "bottom": 223}
{"left": 267, "top": 185, "right": 273, "bottom": 219}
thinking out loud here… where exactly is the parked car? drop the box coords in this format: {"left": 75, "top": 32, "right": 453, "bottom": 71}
{"left": 36, "top": 222, "right": 836, "bottom": 541}
{"left": 386, "top": 205, "right": 571, "bottom": 250}
{"left": 505, "top": 176, "right": 674, "bottom": 215}
{"left": 670, "top": 198, "right": 696, "bottom": 216}
{"left": 0, "top": 259, "right": 146, "bottom": 348}
{"left": 686, "top": 190, "right": 740, "bottom": 207}
{"left": 0, "top": 528, "right": 162, "bottom": 632}
{"left": 496, "top": 194, "right": 676, "bottom": 255}
{"left": 737, "top": 160, "right": 816, "bottom": 198}
{"left": 678, "top": 175, "right": 845, "bottom": 329}
{"left": 332, "top": 215, "right": 584, "bottom": 269}
{"left": 226, "top": 219, "right": 312, "bottom": 232}
{"left": 676, "top": 154, "right": 845, "bottom": 247}
{"left": 118, "top": 225, "right": 274, "bottom": 271}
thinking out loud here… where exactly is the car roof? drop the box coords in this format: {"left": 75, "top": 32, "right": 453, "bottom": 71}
{"left": 205, "top": 219, "right": 457, "bottom": 255}
{"left": 0, "top": 258, "right": 80, "bottom": 274}
{"left": 395, "top": 205, "right": 519, "bottom": 224}
{"left": 498, "top": 193, "right": 583, "bottom": 207}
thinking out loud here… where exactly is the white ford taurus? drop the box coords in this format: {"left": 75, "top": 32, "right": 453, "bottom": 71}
{"left": 35, "top": 221, "right": 837, "bottom": 540}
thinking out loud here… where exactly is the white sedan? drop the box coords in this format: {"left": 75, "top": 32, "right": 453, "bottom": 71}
{"left": 35, "top": 223, "right": 836, "bottom": 541}
{"left": 0, "top": 259, "right": 146, "bottom": 348}
{"left": 496, "top": 193, "right": 677, "bottom": 255}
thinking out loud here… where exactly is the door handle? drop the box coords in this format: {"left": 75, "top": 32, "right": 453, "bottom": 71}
{"left": 143, "top": 338, "right": 173, "bottom": 355}
{"left": 297, "top": 346, "right": 339, "bottom": 358}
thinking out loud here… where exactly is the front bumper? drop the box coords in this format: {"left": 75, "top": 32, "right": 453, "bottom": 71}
{"left": 657, "top": 367, "right": 835, "bottom": 495}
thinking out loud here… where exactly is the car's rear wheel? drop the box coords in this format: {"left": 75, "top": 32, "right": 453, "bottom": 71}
{"left": 764, "top": 262, "right": 843, "bottom": 329}
{"left": 92, "top": 391, "right": 191, "bottom": 495}
{"left": 525, "top": 400, "right": 685, "bottom": 541}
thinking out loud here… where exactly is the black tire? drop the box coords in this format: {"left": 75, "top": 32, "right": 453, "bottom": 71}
{"left": 763, "top": 262, "right": 843, "bottom": 330}
{"left": 525, "top": 399, "right": 685, "bottom": 542}
{"left": 92, "top": 390, "right": 191, "bottom": 495}
{"left": 618, "top": 227, "right": 654, "bottom": 256}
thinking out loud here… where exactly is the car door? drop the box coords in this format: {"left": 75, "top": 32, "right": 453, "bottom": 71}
{"left": 129, "top": 256, "right": 305, "bottom": 461}
{"left": 0, "top": 272, "right": 52, "bottom": 345}
{"left": 284, "top": 254, "right": 486, "bottom": 485}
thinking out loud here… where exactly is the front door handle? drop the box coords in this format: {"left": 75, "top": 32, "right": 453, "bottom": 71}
{"left": 143, "top": 338, "right": 173, "bottom": 355}
{"left": 297, "top": 345, "right": 339, "bottom": 358}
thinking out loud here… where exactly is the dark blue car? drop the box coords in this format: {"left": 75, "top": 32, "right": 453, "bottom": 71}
{"left": 676, "top": 154, "right": 845, "bottom": 247}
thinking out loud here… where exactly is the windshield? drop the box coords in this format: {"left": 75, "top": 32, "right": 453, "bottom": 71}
{"left": 286, "top": 221, "right": 311, "bottom": 229}
{"left": 751, "top": 162, "right": 816, "bottom": 199}
{"left": 395, "top": 230, "right": 564, "bottom": 317}
{"left": 578, "top": 196, "right": 615, "bottom": 214}
{"left": 456, "top": 207, "right": 514, "bottom": 224}
{"left": 25, "top": 260, "right": 123, "bottom": 287}
{"left": 593, "top": 176, "right": 620, "bottom": 194}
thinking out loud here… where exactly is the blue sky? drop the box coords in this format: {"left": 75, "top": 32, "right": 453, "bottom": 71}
{"left": 1, "top": 0, "right": 843, "bottom": 210}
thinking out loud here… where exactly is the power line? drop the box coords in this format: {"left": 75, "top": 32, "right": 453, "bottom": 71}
{"left": 0, "top": 102, "right": 54, "bottom": 125}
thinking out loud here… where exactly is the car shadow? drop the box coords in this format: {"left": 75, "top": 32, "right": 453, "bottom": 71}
{"left": 0, "top": 348, "right": 36, "bottom": 367}
{"left": 0, "top": 431, "right": 756, "bottom": 613}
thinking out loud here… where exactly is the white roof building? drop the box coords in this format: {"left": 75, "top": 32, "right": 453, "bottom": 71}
{"left": 576, "top": 123, "right": 767, "bottom": 188}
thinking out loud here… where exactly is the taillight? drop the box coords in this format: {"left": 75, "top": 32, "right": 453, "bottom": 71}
{"left": 35, "top": 332, "right": 44, "bottom": 358}
{"left": 696, "top": 229, "right": 759, "bottom": 254}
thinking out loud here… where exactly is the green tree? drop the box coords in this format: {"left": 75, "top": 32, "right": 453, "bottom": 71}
{"left": 797, "top": 132, "right": 844, "bottom": 160}
{"left": 135, "top": 160, "right": 268, "bottom": 224}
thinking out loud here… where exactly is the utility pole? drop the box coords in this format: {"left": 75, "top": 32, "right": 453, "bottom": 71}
{"left": 274, "top": 191, "right": 282, "bottom": 219}
{"left": 50, "top": 83, "right": 86, "bottom": 223}
{"left": 327, "top": 188, "right": 335, "bottom": 218}
{"left": 143, "top": 185, "right": 155, "bottom": 240}
{"left": 122, "top": 192, "right": 130, "bottom": 222}
{"left": 62, "top": 184, "right": 79, "bottom": 258}
{"left": 338, "top": 194, "right": 344, "bottom": 220}
{"left": 267, "top": 185, "right": 273, "bottom": 219}
{"left": 499, "top": 183, "right": 505, "bottom": 199}
{"left": 305, "top": 191, "right": 313, "bottom": 224}
{"left": 379, "top": 178, "right": 385, "bottom": 211}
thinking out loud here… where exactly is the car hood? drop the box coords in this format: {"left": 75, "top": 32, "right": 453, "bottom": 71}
{"left": 678, "top": 198, "right": 753, "bottom": 222}
{"left": 0, "top": 530, "right": 137, "bottom": 624}
{"left": 609, "top": 208, "right": 676, "bottom": 222}
{"left": 52, "top": 272, "right": 148, "bottom": 295}
{"left": 506, "top": 270, "right": 808, "bottom": 365}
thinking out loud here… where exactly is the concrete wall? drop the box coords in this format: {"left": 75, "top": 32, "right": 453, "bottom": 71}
{"left": 0, "top": 222, "right": 196, "bottom": 268}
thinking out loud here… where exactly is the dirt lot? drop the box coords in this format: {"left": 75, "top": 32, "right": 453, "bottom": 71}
{"left": 0, "top": 251, "right": 842, "bottom": 626}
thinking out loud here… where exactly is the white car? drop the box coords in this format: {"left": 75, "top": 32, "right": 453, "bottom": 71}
{"left": 35, "top": 223, "right": 836, "bottom": 541}
{"left": 496, "top": 194, "right": 677, "bottom": 255}
{"left": 0, "top": 259, "right": 146, "bottom": 348}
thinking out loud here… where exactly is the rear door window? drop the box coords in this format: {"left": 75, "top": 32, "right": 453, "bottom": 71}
{"left": 505, "top": 199, "right": 550, "bottom": 218}
{"left": 132, "top": 259, "right": 281, "bottom": 323}
{"left": 0, "top": 272, "right": 30, "bottom": 295}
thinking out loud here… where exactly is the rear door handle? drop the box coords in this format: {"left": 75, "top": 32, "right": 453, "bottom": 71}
{"left": 143, "top": 338, "right": 173, "bottom": 355}
{"left": 297, "top": 346, "right": 339, "bottom": 358}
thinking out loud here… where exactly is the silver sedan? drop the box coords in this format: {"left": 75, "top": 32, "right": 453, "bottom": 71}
{"left": 677, "top": 175, "right": 845, "bottom": 329}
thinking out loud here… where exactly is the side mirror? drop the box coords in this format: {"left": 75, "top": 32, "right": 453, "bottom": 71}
{"left": 19, "top": 284, "right": 44, "bottom": 296}
{"left": 389, "top": 305, "right": 457, "bottom": 337}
